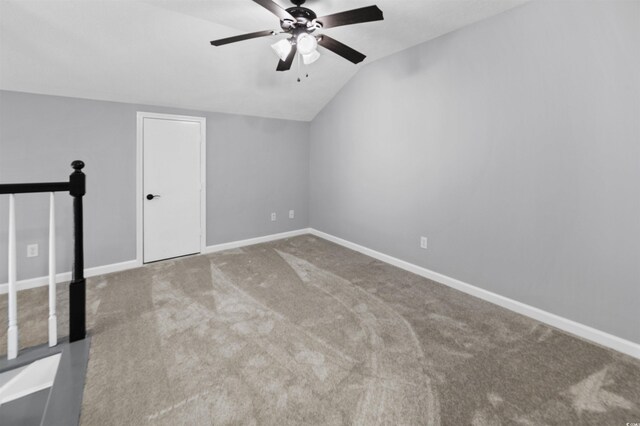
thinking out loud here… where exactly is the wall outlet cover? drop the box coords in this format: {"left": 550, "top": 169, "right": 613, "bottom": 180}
{"left": 27, "top": 244, "right": 39, "bottom": 258}
{"left": 420, "top": 237, "right": 428, "bottom": 250}
{"left": 289, "top": 210, "right": 295, "bottom": 219}
{"left": 271, "top": 213, "right": 277, "bottom": 222}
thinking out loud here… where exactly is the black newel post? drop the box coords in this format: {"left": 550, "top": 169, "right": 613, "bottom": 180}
{"left": 69, "top": 160, "right": 86, "bottom": 342}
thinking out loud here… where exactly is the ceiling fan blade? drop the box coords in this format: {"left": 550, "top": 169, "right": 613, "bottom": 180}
{"left": 253, "top": 0, "right": 295, "bottom": 21}
{"left": 210, "top": 30, "right": 275, "bottom": 46}
{"left": 276, "top": 43, "right": 297, "bottom": 71}
{"left": 318, "top": 35, "right": 366, "bottom": 64}
{"left": 316, "top": 5, "right": 383, "bottom": 29}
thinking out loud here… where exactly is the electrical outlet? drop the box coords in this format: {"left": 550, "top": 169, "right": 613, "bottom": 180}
{"left": 420, "top": 237, "right": 428, "bottom": 250}
{"left": 27, "top": 244, "right": 39, "bottom": 258}
{"left": 271, "top": 212, "right": 277, "bottom": 222}
{"left": 289, "top": 210, "right": 295, "bottom": 219}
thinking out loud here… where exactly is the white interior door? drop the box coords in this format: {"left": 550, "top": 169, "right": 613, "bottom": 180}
{"left": 142, "top": 116, "right": 203, "bottom": 263}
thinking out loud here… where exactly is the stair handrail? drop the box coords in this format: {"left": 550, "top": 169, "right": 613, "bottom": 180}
{"left": 0, "top": 161, "right": 86, "bottom": 360}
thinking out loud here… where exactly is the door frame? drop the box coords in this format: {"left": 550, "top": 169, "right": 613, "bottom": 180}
{"left": 136, "top": 111, "right": 207, "bottom": 266}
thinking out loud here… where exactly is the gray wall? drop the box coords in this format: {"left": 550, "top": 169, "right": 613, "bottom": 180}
{"left": 310, "top": 0, "right": 640, "bottom": 343}
{"left": 0, "top": 90, "right": 309, "bottom": 282}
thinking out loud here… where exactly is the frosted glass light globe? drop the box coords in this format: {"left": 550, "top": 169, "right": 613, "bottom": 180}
{"left": 297, "top": 34, "right": 318, "bottom": 56}
{"left": 302, "top": 51, "right": 321, "bottom": 65}
{"left": 271, "top": 38, "right": 292, "bottom": 61}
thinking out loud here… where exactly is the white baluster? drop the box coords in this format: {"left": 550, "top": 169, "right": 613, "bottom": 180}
{"left": 48, "top": 192, "right": 57, "bottom": 347}
{"left": 7, "top": 194, "right": 18, "bottom": 360}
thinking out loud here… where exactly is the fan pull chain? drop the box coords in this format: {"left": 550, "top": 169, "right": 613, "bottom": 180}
{"left": 296, "top": 54, "right": 309, "bottom": 83}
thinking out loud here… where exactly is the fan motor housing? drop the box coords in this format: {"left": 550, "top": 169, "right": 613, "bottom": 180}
{"left": 282, "top": 6, "right": 318, "bottom": 30}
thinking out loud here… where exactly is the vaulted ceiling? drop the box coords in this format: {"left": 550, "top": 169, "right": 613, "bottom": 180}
{"left": 0, "top": 0, "right": 526, "bottom": 121}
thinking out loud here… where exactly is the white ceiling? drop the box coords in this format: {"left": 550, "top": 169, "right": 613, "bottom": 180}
{"left": 0, "top": 0, "right": 527, "bottom": 121}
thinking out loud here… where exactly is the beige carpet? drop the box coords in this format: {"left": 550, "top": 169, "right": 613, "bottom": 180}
{"left": 2, "top": 235, "right": 639, "bottom": 425}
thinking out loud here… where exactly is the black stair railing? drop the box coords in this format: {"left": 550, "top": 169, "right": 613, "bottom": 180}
{"left": 0, "top": 160, "right": 86, "bottom": 345}
{"left": 68, "top": 160, "right": 86, "bottom": 342}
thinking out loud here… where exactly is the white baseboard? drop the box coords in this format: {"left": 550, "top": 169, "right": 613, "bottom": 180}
{"left": 0, "top": 229, "right": 310, "bottom": 295}
{"left": 203, "top": 229, "right": 311, "bottom": 254}
{"left": 0, "top": 260, "right": 140, "bottom": 295}
{"left": 308, "top": 228, "right": 640, "bottom": 360}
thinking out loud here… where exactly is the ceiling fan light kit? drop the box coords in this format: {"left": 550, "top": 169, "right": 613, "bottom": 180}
{"left": 210, "top": 0, "right": 384, "bottom": 73}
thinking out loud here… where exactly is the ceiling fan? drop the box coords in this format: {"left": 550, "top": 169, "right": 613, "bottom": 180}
{"left": 210, "top": 0, "right": 384, "bottom": 72}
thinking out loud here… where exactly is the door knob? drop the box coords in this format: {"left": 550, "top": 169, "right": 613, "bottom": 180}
{"left": 146, "top": 194, "right": 161, "bottom": 200}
